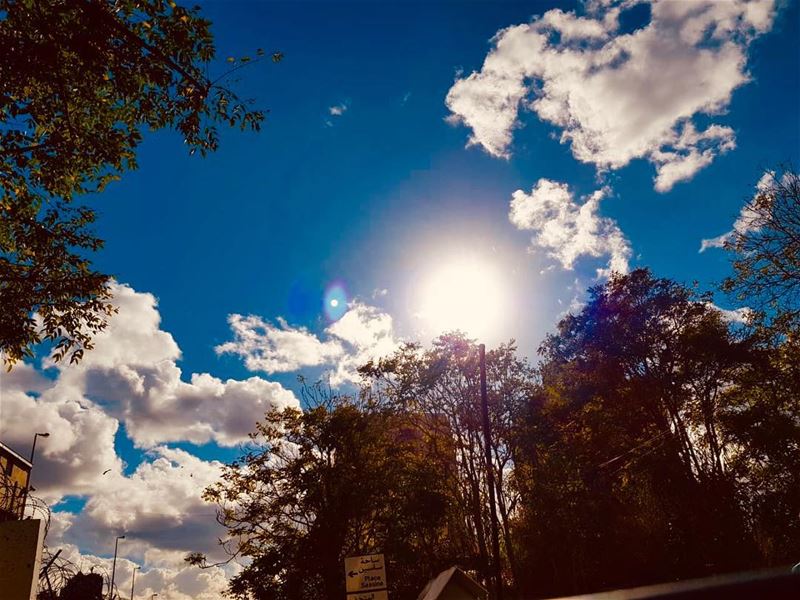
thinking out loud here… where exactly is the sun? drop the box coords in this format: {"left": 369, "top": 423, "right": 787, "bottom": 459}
{"left": 416, "top": 255, "right": 508, "bottom": 339}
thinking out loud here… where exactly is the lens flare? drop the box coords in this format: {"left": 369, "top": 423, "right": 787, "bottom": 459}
{"left": 324, "top": 282, "right": 348, "bottom": 321}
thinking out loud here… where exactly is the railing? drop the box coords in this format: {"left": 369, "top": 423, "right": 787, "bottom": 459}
{"left": 0, "top": 470, "right": 28, "bottom": 520}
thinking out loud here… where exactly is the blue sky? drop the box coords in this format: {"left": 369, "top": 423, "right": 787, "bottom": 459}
{"left": 3, "top": 1, "right": 799, "bottom": 598}
{"left": 92, "top": 0, "right": 799, "bottom": 369}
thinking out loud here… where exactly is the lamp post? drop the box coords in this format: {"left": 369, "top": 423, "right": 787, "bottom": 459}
{"left": 109, "top": 534, "right": 126, "bottom": 599}
{"left": 25, "top": 432, "right": 50, "bottom": 514}
{"left": 30, "top": 432, "right": 50, "bottom": 463}
{"left": 479, "top": 343, "right": 503, "bottom": 600}
{"left": 130, "top": 565, "right": 140, "bottom": 600}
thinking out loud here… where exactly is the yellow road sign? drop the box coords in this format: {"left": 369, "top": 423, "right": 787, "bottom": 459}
{"left": 344, "top": 553, "right": 387, "bottom": 593}
{"left": 347, "top": 591, "right": 389, "bottom": 600}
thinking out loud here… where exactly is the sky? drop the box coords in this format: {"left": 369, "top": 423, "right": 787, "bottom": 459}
{"left": 1, "top": 1, "right": 799, "bottom": 598}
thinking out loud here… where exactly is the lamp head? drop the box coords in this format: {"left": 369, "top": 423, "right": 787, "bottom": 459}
{"left": 37, "top": 432, "right": 50, "bottom": 437}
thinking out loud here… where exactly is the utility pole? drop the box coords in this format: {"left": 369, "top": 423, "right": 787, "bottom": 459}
{"left": 25, "top": 432, "right": 50, "bottom": 514}
{"left": 479, "top": 344, "right": 503, "bottom": 600}
{"left": 109, "top": 534, "right": 125, "bottom": 599}
{"left": 131, "top": 565, "right": 140, "bottom": 600}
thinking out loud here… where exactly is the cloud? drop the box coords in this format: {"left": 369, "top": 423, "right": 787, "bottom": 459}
{"left": 510, "top": 178, "right": 631, "bottom": 277}
{"left": 328, "top": 102, "right": 348, "bottom": 116}
{"left": 57, "top": 447, "right": 225, "bottom": 558}
{"left": 48, "top": 283, "right": 300, "bottom": 449}
{"left": 0, "top": 283, "right": 300, "bottom": 501}
{"left": 216, "top": 314, "right": 344, "bottom": 374}
{"left": 217, "top": 301, "right": 399, "bottom": 386}
{"left": 446, "top": 0, "right": 775, "bottom": 191}
{"left": 700, "top": 170, "right": 772, "bottom": 251}
{"left": 1, "top": 366, "right": 122, "bottom": 501}
{"left": 707, "top": 303, "right": 753, "bottom": 324}
{"left": 326, "top": 303, "right": 397, "bottom": 385}
{"left": 47, "top": 510, "right": 233, "bottom": 600}
{"left": 0, "top": 282, "right": 306, "bottom": 599}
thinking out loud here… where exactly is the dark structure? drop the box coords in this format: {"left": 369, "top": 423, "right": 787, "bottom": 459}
{"left": 0, "top": 441, "right": 32, "bottom": 521}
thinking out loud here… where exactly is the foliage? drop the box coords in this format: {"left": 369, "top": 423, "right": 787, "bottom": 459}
{"left": 513, "top": 269, "right": 760, "bottom": 596}
{"left": 361, "top": 335, "right": 536, "bottom": 591}
{"left": 196, "top": 386, "right": 469, "bottom": 599}
{"left": 199, "top": 267, "right": 799, "bottom": 599}
{"left": 0, "top": 0, "right": 280, "bottom": 366}
{"left": 722, "top": 166, "right": 800, "bottom": 332}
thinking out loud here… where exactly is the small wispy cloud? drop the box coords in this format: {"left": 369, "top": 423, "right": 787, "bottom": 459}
{"left": 329, "top": 102, "right": 348, "bottom": 116}
{"left": 700, "top": 171, "right": 772, "bottom": 252}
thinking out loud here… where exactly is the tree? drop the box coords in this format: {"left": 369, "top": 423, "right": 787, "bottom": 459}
{"left": 513, "top": 270, "right": 759, "bottom": 597}
{"left": 722, "top": 166, "right": 800, "bottom": 332}
{"left": 196, "top": 385, "right": 470, "bottom": 600}
{"left": 0, "top": 0, "right": 281, "bottom": 367}
{"left": 361, "top": 334, "right": 536, "bottom": 593}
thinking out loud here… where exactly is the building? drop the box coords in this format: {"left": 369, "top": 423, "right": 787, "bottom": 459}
{"left": 417, "top": 567, "right": 487, "bottom": 600}
{"left": 0, "top": 441, "right": 32, "bottom": 521}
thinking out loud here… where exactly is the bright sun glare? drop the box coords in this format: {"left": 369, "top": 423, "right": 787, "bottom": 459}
{"left": 417, "top": 256, "right": 507, "bottom": 340}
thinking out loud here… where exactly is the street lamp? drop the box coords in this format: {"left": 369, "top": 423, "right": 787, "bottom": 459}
{"left": 25, "top": 432, "right": 50, "bottom": 513}
{"left": 130, "top": 565, "right": 140, "bottom": 600}
{"left": 109, "top": 534, "right": 126, "bottom": 600}
{"left": 479, "top": 344, "right": 503, "bottom": 600}
{"left": 30, "top": 432, "right": 50, "bottom": 463}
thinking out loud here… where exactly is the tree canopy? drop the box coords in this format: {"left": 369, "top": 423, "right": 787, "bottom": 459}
{"left": 723, "top": 166, "right": 800, "bottom": 333}
{"left": 198, "top": 265, "right": 800, "bottom": 599}
{"left": 0, "top": 0, "right": 279, "bottom": 366}
{"left": 196, "top": 385, "right": 473, "bottom": 599}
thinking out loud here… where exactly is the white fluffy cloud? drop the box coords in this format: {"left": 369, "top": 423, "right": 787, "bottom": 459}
{"left": 1, "top": 364, "right": 122, "bottom": 500}
{"left": 446, "top": 0, "right": 775, "bottom": 191}
{"left": 45, "top": 283, "right": 300, "bottom": 449}
{"left": 47, "top": 508, "right": 233, "bottom": 600}
{"left": 700, "top": 170, "right": 772, "bottom": 251}
{"left": 1, "top": 282, "right": 299, "bottom": 489}
{"left": 56, "top": 447, "right": 226, "bottom": 558}
{"left": 0, "top": 282, "right": 303, "bottom": 599}
{"left": 217, "top": 301, "right": 399, "bottom": 386}
{"left": 510, "top": 179, "right": 631, "bottom": 276}
{"left": 216, "top": 314, "right": 344, "bottom": 374}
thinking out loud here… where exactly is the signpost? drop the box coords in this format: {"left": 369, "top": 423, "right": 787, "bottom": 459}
{"left": 345, "top": 553, "right": 388, "bottom": 599}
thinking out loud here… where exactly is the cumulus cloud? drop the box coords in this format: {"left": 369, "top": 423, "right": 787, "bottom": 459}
{"left": 0, "top": 282, "right": 299, "bottom": 499}
{"left": 700, "top": 170, "right": 773, "bottom": 251}
{"left": 510, "top": 178, "right": 632, "bottom": 277}
{"left": 70, "top": 283, "right": 297, "bottom": 448}
{"left": 57, "top": 447, "right": 225, "bottom": 557}
{"left": 329, "top": 103, "right": 348, "bottom": 116}
{"left": 47, "top": 511, "right": 233, "bottom": 600}
{"left": 1, "top": 366, "right": 122, "bottom": 501}
{"left": 0, "top": 282, "right": 306, "bottom": 599}
{"left": 216, "top": 314, "right": 344, "bottom": 374}
{"left": 446, "top": 0, "right": 775, "bottom": 191}
{"left": 217, "top": 301, "right": 399, "bottom": 386}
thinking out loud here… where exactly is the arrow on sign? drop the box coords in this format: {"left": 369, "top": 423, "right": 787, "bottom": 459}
{"left": 348, "top": 571, "right": 359, "bottom": 578}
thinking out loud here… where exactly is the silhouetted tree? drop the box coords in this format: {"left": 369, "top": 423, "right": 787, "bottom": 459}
{"left": 513, "top": 270, "right": 759, "bottom": 597}
{"left": 195, "top": 386, "right": 470, "bottom": 599}
{"left": 0, "top": 0, "right": 280, "bottom": 367}
{"left": 196, "top": 271, "right": 799, "bottom": 600}
{"left": 59, "top": 572, "right": 103, "bottom": 600}
{"left": 723, "top": 166, "right": 800, "bottom": 333}
{"left": 361, "top": 335, "right": 536, "bottom": 592}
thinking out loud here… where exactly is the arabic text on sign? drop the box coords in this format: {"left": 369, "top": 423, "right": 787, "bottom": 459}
{"left": 344, "top": 554, "right": 387, "bottom": 593}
